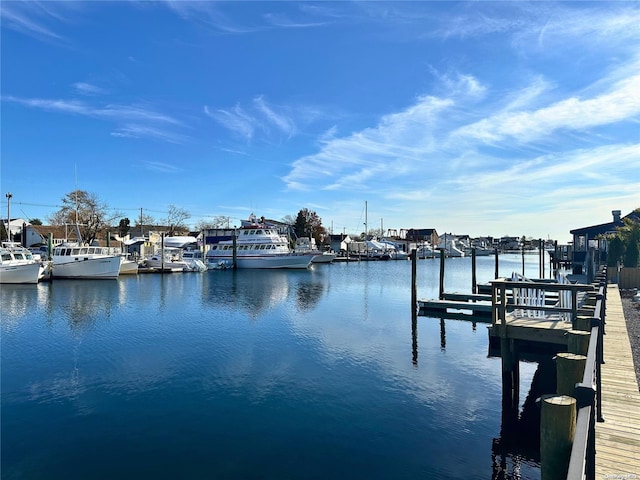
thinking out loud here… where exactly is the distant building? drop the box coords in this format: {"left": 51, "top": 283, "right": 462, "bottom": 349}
{"left": 404, "top": 228, "right": 438, "bottom": 246}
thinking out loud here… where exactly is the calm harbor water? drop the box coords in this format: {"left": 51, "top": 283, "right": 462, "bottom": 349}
{"left": 2, "top": 254, "right": 551, "bottom": 479}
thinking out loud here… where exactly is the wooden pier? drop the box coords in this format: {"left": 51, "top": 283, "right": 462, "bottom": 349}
{"left": 594, "top": 284, "right": 640, "bottom": 478}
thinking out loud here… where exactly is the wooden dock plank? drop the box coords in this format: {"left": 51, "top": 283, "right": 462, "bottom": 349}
{"left": 595, "top": 285, "right": 640, "bottom": 478}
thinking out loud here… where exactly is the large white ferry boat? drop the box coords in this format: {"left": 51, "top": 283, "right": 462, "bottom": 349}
{"left": 206, "top": 214, "right": 315, "bottom": 269}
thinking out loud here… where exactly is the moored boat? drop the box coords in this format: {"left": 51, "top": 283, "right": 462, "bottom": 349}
{"left": 206, "top": 215, "right": 315, "bottom": 269}
{"left": 51, "top": 244, "right": 123, "bottom": 279}
{"left": 0, "top": 242, "right": 43, "bottom": 284}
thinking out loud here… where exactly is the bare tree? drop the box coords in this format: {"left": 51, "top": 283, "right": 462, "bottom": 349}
{"left": 48, "top": 190, "right": 118, "bottom": 244}
{"left": 195, "top": 216, "right": 231, "bottom": 231}
{"left": 163, "top": 204, "right": 191, "bottom": 233}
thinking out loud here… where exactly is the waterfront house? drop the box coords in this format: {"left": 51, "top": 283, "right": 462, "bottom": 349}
{"left": 328, "top": 234, "right": 353, "bottom": 254}
{"left": 569, "top": 209, "right": 640, "bottom": 275}
{"left": 404, "top": 228, "right": 439, "bottom": 248}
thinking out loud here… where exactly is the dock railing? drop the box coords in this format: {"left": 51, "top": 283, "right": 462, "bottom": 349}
{"left": 491, "top": 279, "right": 595, "bottom": 330}
{"left": 565, "top": 269, "right": 607, "bottom": 480}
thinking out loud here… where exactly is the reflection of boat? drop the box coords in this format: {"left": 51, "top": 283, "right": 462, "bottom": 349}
{"left": 294, "top": 237, "right": 336, "bottom": 264}
{"left": 0, "top": 242, "right": 44, "bottom": 284}
{"left": 206, "top": 215, "right": 315, "bottom": 269}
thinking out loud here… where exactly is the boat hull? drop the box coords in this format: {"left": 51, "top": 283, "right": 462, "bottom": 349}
{"left": 119, "top": 260, "right": 139, "bottom": 275}
{"left": 0, "top": 262, "right": 42, "bottom": 284}
{"left": 207, "top": 254, "right": 314, "bottom": 269}
{"left": 52, "top": 256, "right": 122, "bottom": 279}
{"left": 311, "top": 253, "right": 336, "bottom": 264}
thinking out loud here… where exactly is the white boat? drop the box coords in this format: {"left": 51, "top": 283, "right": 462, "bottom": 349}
{"left": 416, "top": 243, "right": 437, "bottom": 259}
{"left": 438, "top": 236, "right": 466, "bottom": 257}
{"left": 294, "top": 237, "right": 336, "bottom": 264}
{"left": 0, "top": 242, "right": 43, "bottom": 284}
{"left": 206, "top": 216, "right": 315, "bottom": 269}
{"left": 51, "top": 244, "right": 123, "bottom": 279}
{"left": 119, "top": 255, "right": 139, "bottom": 275}
{"left": 143, "top": 247, "right": 207, "bottom": 272}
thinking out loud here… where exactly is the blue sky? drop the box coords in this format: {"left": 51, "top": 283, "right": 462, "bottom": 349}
{"left": 2, "top": 1, "right": 639, "bottom": 242}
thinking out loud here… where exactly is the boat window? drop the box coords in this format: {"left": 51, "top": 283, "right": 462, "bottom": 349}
{"left": 80, "top": 248, "right": 88, "bottom": 254}
{"left": 264, "top": 230, "right": 270, "bottom": 235}
{"left": 65, "top": 249, "right": 72, "bottom": 256}
{"left": 14, "top": 253, "right": 25, "bottom": 260}
{"left": 72, "top": 248, "right": 80, "bottom": 255}
{"left": 2, "top": 253, "right": 11, "bottom": 261}
{"left": 243, "top": 231, "right": 249, "bottom": 235}
{"left": 256, "top": 230, "right": 263, "bottom": 235}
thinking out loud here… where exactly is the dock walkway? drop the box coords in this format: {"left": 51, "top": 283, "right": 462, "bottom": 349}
{"left": 595, "top": 285, "right": 640, "bottom": 478}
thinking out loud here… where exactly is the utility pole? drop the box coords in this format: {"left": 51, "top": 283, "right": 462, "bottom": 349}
{"left": 5, "top": 192, "right": 12, "bottom": 242}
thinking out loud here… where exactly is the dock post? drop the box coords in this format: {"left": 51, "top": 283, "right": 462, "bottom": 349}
{"left": 566, "top": 330, "right": 590, "bottom": 356}
{"left": 411, "top": 249, "right": 418, "bottom": 364}
{"left": 471, "top": 248, "right": 477, "bottom": 294}
{"left": 232, "top": 229, "right": 237, "bottom": 270}
{"left": 556, "top": 352, "right": 586, "bottom": 397}
{"left": 539, "top": 239, "right": 543, "bottom": 279}
{"left": 161, "top": 233, "right": 165, "bottom": 273}
{"left": 500, "top": 337, "right": 520, "bottom": 414}
{"left": 540, "top": 395, "right": 576, "bottom": 480}
{"left": 48, "top": 233, "right": 53, "bottom": 281}
{"left": 494, "top": 248, "right": 499, "bottom": 279}
{"left": 438, "top": 249, "right": 445, "bottom": 300}
{"left": 411, "top": 249, "right": 417, "bottom": 317}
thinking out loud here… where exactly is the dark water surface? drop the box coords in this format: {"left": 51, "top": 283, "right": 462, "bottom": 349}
{"left": 2, "top": 254, "right": 549, "bottom": 479}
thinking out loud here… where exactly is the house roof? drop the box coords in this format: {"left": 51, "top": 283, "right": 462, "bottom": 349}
{"left": 570, "top": 209, "right": 639, "bottom": 236}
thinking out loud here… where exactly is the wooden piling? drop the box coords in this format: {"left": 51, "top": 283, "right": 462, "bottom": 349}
{"left": 566, "top": 330, "right": 590, "bottom": 356}
{"left": 574, "top": 316, "right": 592, "bottom": 332}
{"left": 411, "top": 249, "right": 417, "bottom": 317}
{"left": 438, "top": 249, "right": 445, "bottom": 300}
{"left": 556, "top": 352, "right": 587, "bottom": 397}
{"left": 494, "top": 248, "right": 499, "bottom": 279}
{"left": 540, "top": 395, "right": 577, "bottom": 480}
{"left": 232, "top": 229, "right": 237, "bottom": 270}
{"left": 471, "top": 248, "right": 477, "bottom": 294}
{"left": 501, "top": 337, "right": 520, "bottom": 413}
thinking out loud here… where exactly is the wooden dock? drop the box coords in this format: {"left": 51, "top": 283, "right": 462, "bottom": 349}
{"left": 418, "top": 293, "right": 493, "bottom": 318}
{"left": 595, "top": 284, "right": 640, "bottom": 477}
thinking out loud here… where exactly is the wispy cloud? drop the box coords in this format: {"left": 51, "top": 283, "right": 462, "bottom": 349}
{"left": 204, "top": 96, "right": 297, "bottom": 142}
{"left": 452, "top": 74, "right": 640, "bottom": 144}
{"left": 3, "top": 95, "right": 184, "bottom": 143}
{"left": 72, "top": 82, "right": 108, "bottom": 96}
{"left": 0, "top": 1, "right": 83, "bottom": 43}
{"left": 139, "top": 161, "right": 183, "bottom": 174}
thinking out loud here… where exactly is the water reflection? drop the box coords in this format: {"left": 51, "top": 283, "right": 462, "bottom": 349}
{"left": 491, "top": 359, "right": 555, "bottom": 479}
{"left": 201, "top": 270, "right": 325, "bottom": 317}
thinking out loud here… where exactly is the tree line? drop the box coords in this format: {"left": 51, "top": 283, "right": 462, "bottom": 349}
{"left": 8, "top": 190, "right": 332, "bottom": 247}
